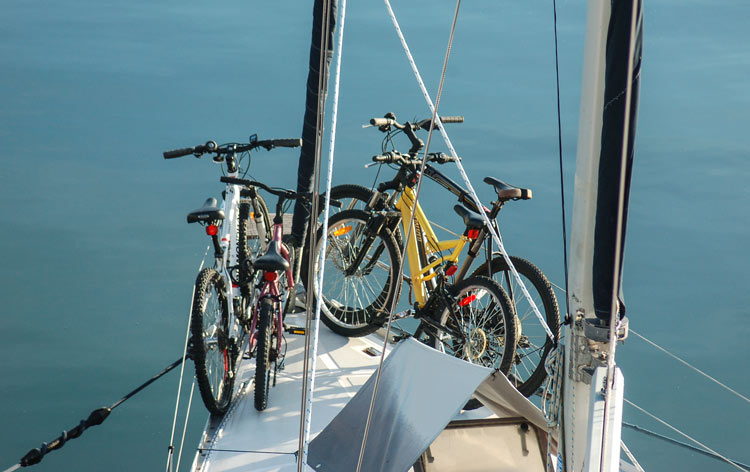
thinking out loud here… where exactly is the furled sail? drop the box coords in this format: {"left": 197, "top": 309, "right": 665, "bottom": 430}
{"left": 592, "top": 0, "right": 643, "bottom": 321}
{"left": 290, "top": 0, "right": 338, "bottom": 249}
{"left": 569, "top": 0, "right": 643, "bottom": 323}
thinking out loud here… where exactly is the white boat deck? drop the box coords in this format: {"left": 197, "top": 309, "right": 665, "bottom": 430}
{"left": 190, "top": 313, "right": 491, "bottom": 472}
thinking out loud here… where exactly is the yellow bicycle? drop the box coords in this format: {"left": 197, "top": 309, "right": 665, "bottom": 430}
{"left": 305, "top": 114, "right": 560, "bottom": 397}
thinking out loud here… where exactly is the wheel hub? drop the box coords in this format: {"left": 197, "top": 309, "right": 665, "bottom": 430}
{"left": 464, "top": 328, "right": 488, "bottom": 360}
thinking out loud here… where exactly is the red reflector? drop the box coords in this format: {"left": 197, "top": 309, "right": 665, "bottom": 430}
{"left": 206, "top": 225, "right": 219, "bottom": 236}
{"left": 264, "top": 271, "right": 277, "bottom": 282}
{"left": 445, "top": 265, "right": 458, "bottom": 276}
{"left": 458, "top": 294, "right": 476, "bottom": 307}
{"left": 467, "top": 229, "right": 479, "bottom": 239}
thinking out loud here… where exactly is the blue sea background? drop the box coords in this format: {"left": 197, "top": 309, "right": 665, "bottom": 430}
{"left": 1, "top": 1, "right": 748, "bottom": 470}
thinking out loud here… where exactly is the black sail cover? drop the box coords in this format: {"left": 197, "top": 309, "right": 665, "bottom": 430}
{"left": 291, "top": 0, "right": 337, "bottom": 248}
{"left": 592, "top": 0, "right": 643, "bottom": 320}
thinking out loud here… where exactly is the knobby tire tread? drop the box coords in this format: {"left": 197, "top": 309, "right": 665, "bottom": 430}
{"left": 254, "top": 298, "right": 274, "bottom": 411}
{"left": 470, "top": 255, "right": 561, "bottom": 397}
{"left": 303, "top": 209, "right": 402, "bottom": 337}
{"left": 431, "top": 275, "right": 517, "bottom": 410}
{"left": 191, "top": 268, "right": 234, "bottom": 416}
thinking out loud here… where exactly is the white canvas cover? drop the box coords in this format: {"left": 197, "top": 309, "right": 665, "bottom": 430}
{"left": 307, "top": 338, "right": 551, "bottom": 472}
{"left": 307, "top": 338, "right": 491, "bottom": 472}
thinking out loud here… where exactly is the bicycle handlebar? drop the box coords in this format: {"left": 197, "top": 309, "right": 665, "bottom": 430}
{"left": 219, "top": 176, "right": 342, "bottom": 208}
{"left": 163, "top": 138, "right": 302, "bottom": 159}
{"left": 369, "top": 115, "right": 464, "bottom": 130}
{"left": 371, "top": 152, "right": 457, "bottom": 166}
{"left": 368, "top": 113, "right": 463, "bottom": 155}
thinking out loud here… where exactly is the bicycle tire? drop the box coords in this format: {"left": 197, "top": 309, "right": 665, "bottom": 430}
{"left": 254, "top": 297, "right": 274, "bottom": 411}
{"left": 329, "top": 184, "right": 374, "bottom": 213}
{"left": 238, "top": 194, "right": 272, "bottom": 265}
{"left": 191, "top": 267, "right": 234, "bottom": 416}
{"left": 430, "top": 275, "right": 517, "bottom": 409}
{"left": 470, "top": 255, "right": 561, "bottom": 397}
{"left": 304, "top": 209, "right": 402, "bottom": 337}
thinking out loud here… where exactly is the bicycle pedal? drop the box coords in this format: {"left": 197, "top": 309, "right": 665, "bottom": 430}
{"left": 284, "top": 325, "right": 306, "bottom": 335}
{"left": 393, "top": 309, "right": 413, "bottom": 320}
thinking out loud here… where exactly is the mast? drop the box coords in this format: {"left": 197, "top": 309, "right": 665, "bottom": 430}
{"left": 562, "top": 0, "right": 642, "bottom": 470}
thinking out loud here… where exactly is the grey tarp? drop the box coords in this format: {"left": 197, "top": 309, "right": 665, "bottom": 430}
{"left": 307, "top": 338, "right": 551, "bottom": 472}
{"left": 307, "top": 338, "right": 491, "bottom": 472}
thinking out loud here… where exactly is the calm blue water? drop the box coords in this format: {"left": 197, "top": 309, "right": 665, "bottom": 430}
{"left": 1, "top": 1, "right": 748, "bottom": 470}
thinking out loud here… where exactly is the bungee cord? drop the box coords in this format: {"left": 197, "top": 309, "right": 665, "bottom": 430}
{"left": 4, "top": 356, "right": 187, "bottom": 472}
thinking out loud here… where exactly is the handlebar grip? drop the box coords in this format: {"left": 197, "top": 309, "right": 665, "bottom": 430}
{"left": 270, "top": 138, "right": 302, "bottom": 148}
{"left": 370, "top": 118, "right": 396, "bottom": 127}
{"left": 163, "top": 148, "right": 195, "bottom": 159}
{"left": 372, "top": 154, "right": 390, "bottom": 163}
{"left": 220, "top": 176, "right": 253, "bottom": 187}
{"left": 439, "top": 116, "right": 464, "bottom": 124}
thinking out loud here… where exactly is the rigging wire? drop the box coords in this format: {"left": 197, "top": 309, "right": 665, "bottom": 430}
{"left": 382, "top": 0, "right": 552, "bottom": 342}
{"left": 166, "top": 252, "right": 206, "bottom": 471}
{"left": 174, "top": 379, "right": 196, "bottom": 472}
{"left": 630, "top": 329, "right": 750, "bottom": 405}
{"left": 600, "top": 1, "right": 641, "bottom": 468}
{"left": 619, "top": 441, "right": 646, "bottom": 472}
{"left": 624, "top": 399, "right": 750, "bottom": 472}
{"left": 551, "top": 0, "right": 571, "bottom": 322}
{"left": 299, "top": 0, "right": 347, "bottom": 467}
{"left": 622, "top": 422, "right": 750, "bottom": 470}
{"left": 356, "top": 2, "right": 461, "bottom": 471}
{"left": 297, "top": 0, "right": 333, "bottom": 466}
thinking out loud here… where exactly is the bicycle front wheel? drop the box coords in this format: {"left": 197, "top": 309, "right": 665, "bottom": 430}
{"left": 326, "top": 184, "right": 404, "bottom": 247}
{"left": 471, "top": 255, "right": 561, "bottom": 397}
{"left": 254, "top": 298, "right": 275, "bottom": 411}
{"left": 191, "top": 268, "right": 234, "bottom": 416}
{"left": 430, "top": 276, "right": 517, "bottom": 410}
{"left": 305, "top": 209, "right": 402, "bottom": 337}
{"left": 238, "top": 195, "right": 272, "bottom": 266}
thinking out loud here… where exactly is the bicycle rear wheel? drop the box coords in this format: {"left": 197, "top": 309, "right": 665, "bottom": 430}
{"left": 254, "top": 297, "right": 275, "bottom": 411}
{"left": 470, "top": 255, "right": 560, "bottom": 397}
{"left": 430, "top": 275, "right": 517, "bottom": 409}
{"left": 191, "top": 268, "right": 234, "bottom": 416}
{"left": 304, "top": 209, "right": 402, "bottom": 337}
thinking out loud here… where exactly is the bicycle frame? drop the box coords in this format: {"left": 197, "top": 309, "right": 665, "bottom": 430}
{"left": 246, "top": 221, "right": 294, "bottom": 357}
{"left": 395, "top": 185, "right": 471, "bottom": 308}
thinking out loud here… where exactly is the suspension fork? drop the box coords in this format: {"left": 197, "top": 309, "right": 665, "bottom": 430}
{"left": 342, "top": 212, "right": 390, "bottom": 276}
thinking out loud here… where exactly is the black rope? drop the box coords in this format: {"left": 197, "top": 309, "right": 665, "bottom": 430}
{"left": 9, "top": 356, "right": 186, "bottom": 469}
{"left": 623, "top": 422, "right": 750, "bottom": 471}
{"left": 551, "top": 0, "right": 571, "bottom": 323}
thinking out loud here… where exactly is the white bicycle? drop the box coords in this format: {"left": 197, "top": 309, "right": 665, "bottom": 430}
{"left": 163, "top": 135, "right": 301, "bottom": 415}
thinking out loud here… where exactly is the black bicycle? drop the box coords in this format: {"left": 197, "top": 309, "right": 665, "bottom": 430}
{"left": 309, "top": 114, "right": 561, "bottom": 398}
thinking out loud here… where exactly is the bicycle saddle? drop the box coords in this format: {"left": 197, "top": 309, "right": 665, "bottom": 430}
{"left": 187, "top": 198, "right": 225, "bottom": 223}
{"left": 484, "top": 176, "right": 532, "bottom": 200}
{"left": 453, "top": 205, "right": 484, "bottom": 230}
{"left": 253, "top": 242, "right": 290, "bottom": 272}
